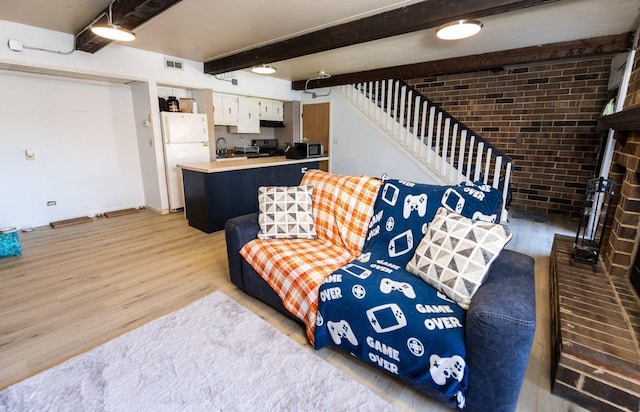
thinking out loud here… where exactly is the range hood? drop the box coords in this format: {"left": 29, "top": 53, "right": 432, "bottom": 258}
{"left": 260, "top": 120, "right": 285, "bottom": 128}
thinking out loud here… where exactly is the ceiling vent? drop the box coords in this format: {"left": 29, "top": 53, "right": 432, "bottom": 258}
{"left": 164, "top": 58, "right": 183, "bottom": 70}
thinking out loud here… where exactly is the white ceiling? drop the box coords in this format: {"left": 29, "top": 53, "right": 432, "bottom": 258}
{"left": 2, "top": 0, "right": 640, "bottom": 81}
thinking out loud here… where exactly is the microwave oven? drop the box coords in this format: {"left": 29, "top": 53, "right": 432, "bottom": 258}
{"left": 294, "top": 142, "right": 324, "bottom": 158}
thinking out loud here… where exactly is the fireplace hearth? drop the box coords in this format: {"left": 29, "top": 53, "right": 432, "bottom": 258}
{"left": 551, "top": 235, "right": 640, "bottom": 410}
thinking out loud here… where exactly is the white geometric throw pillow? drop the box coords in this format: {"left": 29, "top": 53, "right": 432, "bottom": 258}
{"left": 406, "top": 207, "right": 512, "bottom": 309}
{"left": 257, "top": 185, "right": 317, "bottom": 240}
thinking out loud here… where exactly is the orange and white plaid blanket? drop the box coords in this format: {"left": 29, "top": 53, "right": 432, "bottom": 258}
{"left": 240, "top": 170, "right": 381, "bottom": 344}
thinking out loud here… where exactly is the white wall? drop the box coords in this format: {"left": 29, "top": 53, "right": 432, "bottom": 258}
{"left": 322, "top": 93, "right": 441, "bottom": 184}
{"left": 0, "top": 73, "right": 144, "bottom": 228}
{"left": 131, "top": 81, "right": 165, "bottom": 214}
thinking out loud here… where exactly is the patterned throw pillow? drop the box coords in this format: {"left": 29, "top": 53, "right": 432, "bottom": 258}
{"left": 406, "top": 207, "right": 512, "bottom": 309}
{"left": 257, "top": 185, "right": 317, "bottom": 240}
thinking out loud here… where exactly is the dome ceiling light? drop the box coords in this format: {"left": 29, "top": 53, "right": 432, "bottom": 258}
{"left": 251, "top": 64, "right": 277, "bottom": 75}
{"left": 436, "top": 19, "right": 483, "bottom": 40}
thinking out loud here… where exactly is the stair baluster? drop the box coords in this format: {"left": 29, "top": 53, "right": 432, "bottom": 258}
{"left": 341, "top": 79, "right": 514, "bottom": 221}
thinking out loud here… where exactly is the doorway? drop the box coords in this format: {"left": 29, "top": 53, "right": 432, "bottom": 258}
{"left": 302, "top": 102, "right": 330, "bottom": 172}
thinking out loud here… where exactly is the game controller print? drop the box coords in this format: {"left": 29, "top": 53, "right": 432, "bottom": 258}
{"left": 441, "top": 188, "right": 465, "bottom": 214}
{"left": 472, "top": 210, "right": 497, "bottom": 223}
{"left": 403, "top": 193, "right": 427, "bottom": 218}
{"left": 385, "top": 216, "right": 395, "bottom": 231}
{"left": 429, "top": 354, "right": 466, "bottom": 386}
{"left": 381, "top": 183, "right": 400, "bottom": 206}
{"left": 366, "top": 303, "right": 407, "bottom": 333}
{"left": 342, "top": 263, "right": 372, "bottom": 279}
{"left": 380, "top": 278, "right": 416, "bottom": 299}
{"left": 327, "top": 320, "right": 358, "bottom": 346}
{"left": 388, "top": 229, "right": 413, "bottom": 257}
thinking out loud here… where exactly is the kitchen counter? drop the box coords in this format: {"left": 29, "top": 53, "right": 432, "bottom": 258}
{"left": 180, "top": 157, "right": 327, "bottom": 233}
{"left": 179, "top": 156, "right": 329, "bottom": 173}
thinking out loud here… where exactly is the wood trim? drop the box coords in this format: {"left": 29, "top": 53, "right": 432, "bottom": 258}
{"left": 292, "top": 33, "right": 633, "bottom": 90}
{"left": 599, "top": 105, "right": 640, "bottom": 132}
{"left": 204, "top": 0, "right": 559, "bottom": 75}
{"left": 75, "top": 0, "right": 181, "bottom": 54}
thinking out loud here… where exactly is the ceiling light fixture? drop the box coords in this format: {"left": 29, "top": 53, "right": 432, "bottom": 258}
{"left": 91, "top": 0, "right": 136, "bottom": 42}
{"left": 436, "top": 19, "right": 483, "bottom": 40}
{"left": 251, "top": 64, "right": 276, "bottom": 75}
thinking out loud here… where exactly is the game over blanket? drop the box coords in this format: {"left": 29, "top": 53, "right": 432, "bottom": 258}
{"left": 313, "top": 178, "right": 505, "bottom": 409}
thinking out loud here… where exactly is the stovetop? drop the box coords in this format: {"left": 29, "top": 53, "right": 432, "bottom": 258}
{"left": 234, "top": 145, "right": 259, "bottom": 154}
{"left": 245, "top": 139, "right": 284, "bottom": 157}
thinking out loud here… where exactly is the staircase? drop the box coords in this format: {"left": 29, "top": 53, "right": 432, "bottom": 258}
{"left": 335, "top": 79, "right": 512, "bottom": 221}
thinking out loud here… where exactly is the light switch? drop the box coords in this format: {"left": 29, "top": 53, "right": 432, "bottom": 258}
{"left": 25, "top": 148, "right": 35, "bottom": 160}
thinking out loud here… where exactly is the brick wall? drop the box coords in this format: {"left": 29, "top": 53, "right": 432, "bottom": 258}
{"left": 625, "top": 51, "right": 640, "bottom": 108}
{"left": 406, "top": 58, "right": 612, "bottom": 217}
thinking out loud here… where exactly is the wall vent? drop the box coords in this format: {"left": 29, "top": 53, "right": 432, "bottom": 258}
{"left": 164, "top": 58, "right": 183, "bottom": 70}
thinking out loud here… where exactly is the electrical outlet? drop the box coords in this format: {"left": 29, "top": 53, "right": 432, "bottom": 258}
{"left": 47, "top": 201, "right": 56, "bottom": 206}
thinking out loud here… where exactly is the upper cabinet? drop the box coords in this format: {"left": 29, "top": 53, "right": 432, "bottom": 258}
{"left": 259, "top": 99, "right": 284, "bottom": 122}
{"left": 212, "top": 93, "right": 285, "bottom": 134}
{"left": 213, "top": 94, "right": 239, "bottom": 126}
{"left": 230, "top": 97, "right": 260, "bottom": 134}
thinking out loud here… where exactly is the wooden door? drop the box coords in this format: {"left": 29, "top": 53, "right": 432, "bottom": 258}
{"left": 302, "top": 102, "right": 330, "bottom": 172}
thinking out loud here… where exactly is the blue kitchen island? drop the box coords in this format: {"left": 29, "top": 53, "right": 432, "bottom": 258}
{"left": 179, "top": 157, "right": 327, "bottom": 233}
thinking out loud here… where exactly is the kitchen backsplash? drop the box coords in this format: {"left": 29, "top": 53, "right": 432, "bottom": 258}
{"left": 213, "top": 126, "right": 276, "bottom": 150}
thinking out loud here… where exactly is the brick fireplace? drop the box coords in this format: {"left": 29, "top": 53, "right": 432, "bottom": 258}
{"left": 603, "top": 47, "right": 640, "bottom": 296}
{"left": 549, "top": 51, "right": 640, "bottom": 411}
{"left": 604, "top": 137, "right": 640, "bottom": 295}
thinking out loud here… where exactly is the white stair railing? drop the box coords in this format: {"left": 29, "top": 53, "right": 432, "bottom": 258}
{"left": 336, "top": 79, "right": 513, "bottom": 222}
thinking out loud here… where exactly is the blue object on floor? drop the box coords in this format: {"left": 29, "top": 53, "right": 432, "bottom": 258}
{"left": 0, "top": 227, "right": 22, "bottom": 257}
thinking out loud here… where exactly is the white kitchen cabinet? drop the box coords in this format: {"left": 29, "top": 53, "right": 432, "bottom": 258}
{"left": 230, "top": 97, "right": 260, "bottom": 133}
{"left": 212, "top": 94, "right": 238, "bottom": 126}
{"left": 259, "top": 99, "right": 284, "bottom": 121}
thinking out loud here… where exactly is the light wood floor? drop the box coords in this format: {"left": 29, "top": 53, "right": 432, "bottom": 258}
{"left": 0, "top": 210, "right": 588, "bottom": 411}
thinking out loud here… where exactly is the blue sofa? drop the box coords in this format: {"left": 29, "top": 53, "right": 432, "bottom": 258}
{"left": 226, "top": 212, "right": 535, "bottom": 412}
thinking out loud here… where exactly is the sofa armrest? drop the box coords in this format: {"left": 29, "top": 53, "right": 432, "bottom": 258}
{"left": 225, "top": 213, "right": 259, "bottom": 289}
{"left": 464, "top": 249, "right": 536, "bottom": 412}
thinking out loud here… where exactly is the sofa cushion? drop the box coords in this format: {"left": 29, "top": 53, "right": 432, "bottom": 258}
{"left": 300, "top": 170, "right": 381, "bottom": 257}
{"left": 257, "top": 185, "right": 317, "bottom": 240}
{"left": 406, "top": 207, "right": 512, "bottom": 309}
{"left": 240, "top": 237, "right": 356, "bottom": 344}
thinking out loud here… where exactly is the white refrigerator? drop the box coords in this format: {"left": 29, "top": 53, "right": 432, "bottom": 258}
{"left": 161, "top": 112, "right": 210, "bottom": 212}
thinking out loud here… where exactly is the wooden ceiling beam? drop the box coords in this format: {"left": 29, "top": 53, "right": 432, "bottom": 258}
{"left": 291, "top": 33, "right": 633, "bottom": 90}
{"left": 204, "top": 0, "right": 559, "bottom": 75}
{"left": 75, "top": 0, "right": 181, "bottom": 54}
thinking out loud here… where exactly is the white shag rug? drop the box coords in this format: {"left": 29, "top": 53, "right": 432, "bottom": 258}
{"left": 0, "top": 292, "right": 396, "bottom": 411}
